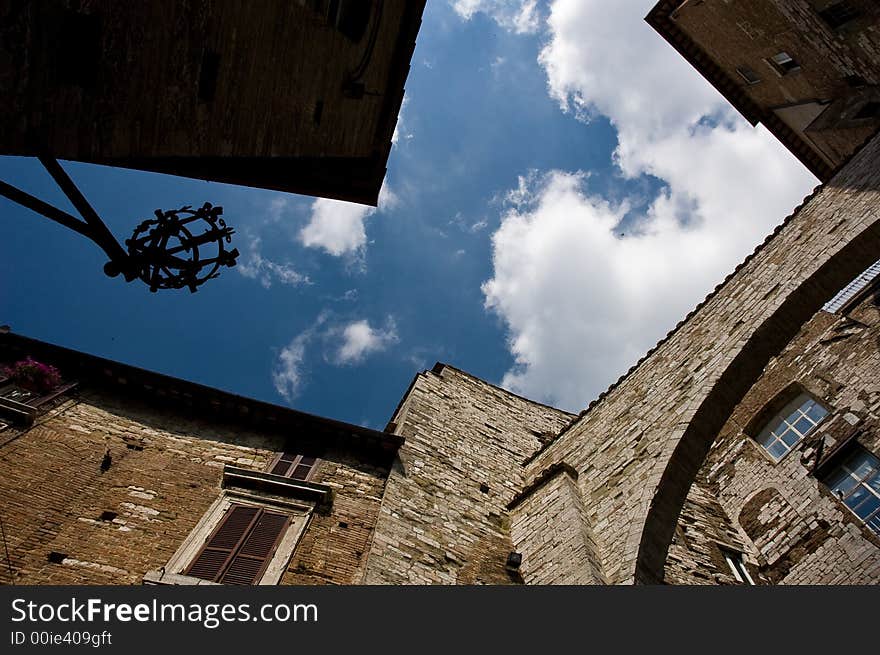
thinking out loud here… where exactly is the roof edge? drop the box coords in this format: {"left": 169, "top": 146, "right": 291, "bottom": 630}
{"left": 0, "top": 331, "right": 403, "bottom": 455}
{"left": 645, "top": 0, "right": 833, "bottom": 180}
{"left": 428, "top": 362, "right": 575, "bottom": 417}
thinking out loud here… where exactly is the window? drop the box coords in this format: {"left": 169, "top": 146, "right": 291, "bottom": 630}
{"left": 720, "top": 548, "right": 755, "bottom": 585}
{"left": 818, "top": 2, "right": 862, "bottom": 30}
{"left": 268, "top": 453, "right": 318, "bottom": 481}
{"left": 327, "top": 0, "right": 372, "bottom": 42}
{"left": 822, "top": 448, "right": 880, "bottom": 536}
{"left": 755, "top": 393, "right": 829, "bottom": 460}
{"left": 736, "top": 66, "right": 761, "bottom": 85}
{"left": 185, "top": 504, "right": 292, "bottom": 585}
{"left": 853, "top": 101, "right": 880, "bottom": 120}
{"left": 145, "top": 490, "right": 315, "bottom": 586}
{"left": 767, "top": 51, "right": 800, "bottom": 76}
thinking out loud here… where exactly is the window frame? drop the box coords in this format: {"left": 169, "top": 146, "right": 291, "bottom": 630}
{"left": 735, "top": 66, "right": 761, "bottom": 85}
{"left": 266, "top": 452, "right": 319, "bottom": 481}
{"left": 326, "top": 0, "right": 373, "bottom": 42}
{"left": 719, "top": 547, "right": 756, "bottom": 585}
{"left": 184, "top": 504, "right": 291, "bottom": 584}
{"left": 753, "top": 392, "right": 829, "bottom": 463}
{"left": 766, "top": 51, "right": 801, "bottom": 76}
{"left": 150, "top": 491, "right": 311, "bottom": 586}
{"left": 820, "top": 447, "right": 880, "bottom": 537}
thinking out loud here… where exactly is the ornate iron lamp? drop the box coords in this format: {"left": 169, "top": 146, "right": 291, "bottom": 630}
{"left": 0, "top": 157, "right": 238, "bottom": 292}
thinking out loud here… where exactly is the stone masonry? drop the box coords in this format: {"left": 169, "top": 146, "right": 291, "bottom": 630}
{"left": 362, "top": 365, "right": 573, "bottom": 584}
{"left": 2, "top": 133, "right": 879, "bottom": 585}
{"left": 0, "top": 347, "right": 398, "bottom": 586}
{"left": 664, "top": 276, "right": 880, "bottom": 584}
{"left": 364, "top": 132, "right": 880, "bottom": 586}
{"left": 3, "top": 133, "right": 880, "bottom": 585}
{"left": 4, "top": 4, "right": 880, "bottom": 585}
{"left": 520, "top": 131, "right": 880, "bottom": 584}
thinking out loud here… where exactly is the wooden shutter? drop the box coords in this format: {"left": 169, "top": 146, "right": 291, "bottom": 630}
{"left": 290, "top": 456, "right": 316, "bottom": 481}
{"left": 269, "top": 452, "right": 297, "bottom": 476}
{"left": 186, "top": 504, "right": 291, "bottom": 585}
{"left": 268, "top": 452, "right": 318, "bottom": 481}
{"left": 220, "top": 511, "right": 290, "bottom": 585}
{"left": 185, "top": 504, "right": 260, "bottom": 581}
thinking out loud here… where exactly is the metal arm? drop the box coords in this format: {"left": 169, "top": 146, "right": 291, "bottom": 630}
{"left": 0, "top": 158, "right": 238, "bottom": 292}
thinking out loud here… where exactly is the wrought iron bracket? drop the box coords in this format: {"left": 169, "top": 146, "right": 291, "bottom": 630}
{"left": 0, "top": 157, "right": 238, "bottom": 292}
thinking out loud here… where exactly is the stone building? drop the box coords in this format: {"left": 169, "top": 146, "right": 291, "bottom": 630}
{"left": 0, "top": 0, "right": 425, "bottom": 204}
{"left": 663, "top": 261, "right": 880, "bottom": 584}
{"left": 1, "top": 128, "right": 878, "bottom": 584}
{"left": 0, "top": 332, "right": 402, "bottom": 585}
{"left": 1, "top": 2, "right": 879, "bottom": 586}
{"left": 646, "top": 0, "right": 880, "bottom": 180}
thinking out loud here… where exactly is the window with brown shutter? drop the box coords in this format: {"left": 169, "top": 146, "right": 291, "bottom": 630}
{"left": 268, "top": 453, "right": 318, "bottom": 481}
{"left": 185, "top": 504, "right": 291, "bottom": 585}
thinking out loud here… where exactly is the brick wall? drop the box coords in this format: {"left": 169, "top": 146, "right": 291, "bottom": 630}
{"left": 0, "top": 386, "right": 391, "bottom": 585}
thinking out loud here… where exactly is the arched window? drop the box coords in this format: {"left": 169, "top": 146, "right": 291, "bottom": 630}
{"left": 755, "top": 393, "right": 828, "bottom": 461}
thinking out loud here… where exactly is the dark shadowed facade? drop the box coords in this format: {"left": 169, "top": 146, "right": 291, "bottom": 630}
{"left": 647, "top": 0, "right": 880, "bottom": 180}
{"left": 0, "top": 0, "right": 425, "bottom": 204}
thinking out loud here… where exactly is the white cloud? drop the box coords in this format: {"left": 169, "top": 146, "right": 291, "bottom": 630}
{"left": 272, "top": 314, "right": 399, "bottom": 401}
{"left": 237, "top": 236, "right": 310, "bottom": 289}
{"left": 266, "top": 196, "right": 291, "bottom": 222}
{"left": 298, "top": 183, "right": 398, "bottom": 257}
{"left": 272, "top": 331, "right": 310, "bottom": 402}
{"left": 377, "top": 182, "right": 400, "bottom": 211}
{"left": 299, "top": 199, "right": 371, "bottom": 257}
{"left": 332, "top": 318, "right": 399, "bottom": 365}
{"left": 479, "top": 0, "right": 818, "bottom": 410}
{"left": 450, "top": 211, "right": 490, "bottom": 234}
{"left": 392, "top": 94, "right": 413, "bottom": 146}
{"left": 452, "top": 0, "right": 541, "bottom": 34}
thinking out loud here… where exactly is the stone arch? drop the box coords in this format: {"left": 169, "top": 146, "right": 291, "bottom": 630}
{"left": 738, "top": 487, "right": 793, "bottom": 546}
{"left": 634, "top": 207, "right": 880, "bottom": 584}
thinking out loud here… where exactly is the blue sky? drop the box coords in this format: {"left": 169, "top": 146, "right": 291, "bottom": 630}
{"left": 0, "top": 1, "right": 817, "bottom": 429}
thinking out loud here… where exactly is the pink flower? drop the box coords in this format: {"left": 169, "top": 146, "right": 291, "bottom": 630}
{"left": 3, "top": 357, "right": 62, "bottom": 392}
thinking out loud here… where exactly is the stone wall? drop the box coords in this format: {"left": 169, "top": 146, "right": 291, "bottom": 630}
{"left": 663, "top": 481, "right": 755, "bottom": 585}
{"left": 509, "top": 465, "right": 606, "bottom": 584}
{"left": 664, "top": 278, "right": 880, "bottom": 584}
{"left": 0, "top": 384, "right": 391, "bottom": 585}
{"left": 363, "top": 365, "right": 573, "bottom": 584}
{"left": 523, "top": 132, "right": 880, "bottom": 584}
